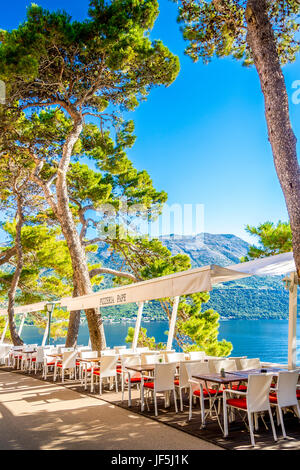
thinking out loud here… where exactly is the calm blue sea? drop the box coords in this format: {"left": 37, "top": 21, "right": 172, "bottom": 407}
{"left": 20, "top": 319, "right": 300, "bottom": 365}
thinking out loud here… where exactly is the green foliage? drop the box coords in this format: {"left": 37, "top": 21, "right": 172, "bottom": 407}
{"left": 175, "top": 0, "right": 300, "bottom": 66}
{"left": 176, "top": 294, "right": 232, "bottom": 356}
{"left": 0, "top": 0, "right": 179, "bottom": 109}
{"left": 241, "top": 221, "right": 292, "bottom": 261}
{"left": 125, "top": 326, "right": 165, "bottom": 349}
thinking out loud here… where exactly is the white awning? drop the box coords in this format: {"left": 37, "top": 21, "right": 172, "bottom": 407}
{"left": 0, "top": 301, "right": 47, "bottom": 317}
{"left": 1, "top": 252, "right": 295, "bottom": 314}
{"left": 228, "top": 251, "right": 295, "bottom": 277}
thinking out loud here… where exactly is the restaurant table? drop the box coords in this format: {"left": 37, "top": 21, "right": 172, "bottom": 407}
{"left": 192, "top": 368, "right": 287, "bottom": 433}
{"left": 191, "top": 372, "right": 249, "bottom": 432}
{"left": 125, "top": 364, "right": 157, "bottom": 407}
{"left": 76, "top": 357, "right": 102, "bottom": 390}
{"left": 20, "top": 349, "right": 37, "bottom": 372}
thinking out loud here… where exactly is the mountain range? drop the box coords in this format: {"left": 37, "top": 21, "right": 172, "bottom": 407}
{"left": 95, "top": 233, "right": 291, "bottom": 320}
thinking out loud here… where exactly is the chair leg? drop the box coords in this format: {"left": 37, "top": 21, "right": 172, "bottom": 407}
{"left": 179, "top": 388, "right": 183, "bottom": 412}
{"left": 223, "top": 401, "right": 228, "bottom": 437}
{"left": 254, "top": 413, "right": 259, "bottom": 431}
{"left": 115, "top": 375, "right": 118, "bottom": 393}
{"left": 173, "top": 389, "right": 178, "bottom": 413}
{"left": 268, "top": 408, "right": 278, "bottom": 442}
{"left": 248, "top": 411, "right": 255, "bottom": 447}
{"left": 154, "top": 392, "right": 158, "bottom": 416}
{"left": 188, "top": 387, "right": 193, "bottom": 421}
{"left": 277, "top": 406, "right": 286, "bottom": 438}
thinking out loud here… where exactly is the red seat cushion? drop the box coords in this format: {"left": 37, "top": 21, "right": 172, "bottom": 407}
{"left": 144, "top": 382, "right": 154, "bottom": 389}
{"left": 193, "top": 388, "right": 222, "bottom": 398}
{"left": 127, "top": 377, "right": 142, "bottom": 383}
{"left": 231, "top": 384, "right": 247, "bottom": 392}
{"left": 45, "top": 361, "right": 56, "bottom": 366}
{"left": 227, "top": 398, "right": 248, "bottom": 410}
{"left": 174, "top": 380, "right": 180, "bottom": 386}
{"left": 269, "top": 393, "right": 278, "bottom": 404}
{"left": 297, "top": 390, "right": 300, "bottom": 399}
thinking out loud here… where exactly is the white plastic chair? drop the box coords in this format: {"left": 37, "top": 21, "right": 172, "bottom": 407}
{"left": 42, "top": 348, "right": 58, "bottom": 380}
{"left": 269, "top": 370, "right": 300, "bottom": 438}
{"left": 53, "top": 350, "right": 77, "bottom": 383}
{"left": 185, "top": 361, "right": 222, "bottom": 425}
{"left": 213, "top": 359, "right": 237, "bottom": 373}
{"left": 223, "top": 373, "right": 277, "bottom": 446}
{"left": 33, "top": 347, "right": 46, "bottom": 374}
{"left": 79, "top": 350, "right": 99, "bottom": 389}
{"left": 229, "top": 356, "right": 247, "bottom": 370}
{"left": 165, "top": 352, "right": 186, "bottom": 363}
{"left": 240, "top": 358, "right": 261, "bottom": 370}
{"left": 118, "top": 354, "right": 141, "bottom": 402}
{"left": 175, "top": 360, "right": 204, "bottom": 412}
{"left": 135, "top": 347, "right": 149, "bottom": 353}
{"left": 114, "top": 346, "right": 126, "bottom": 355}
{"left": 91, "top": 355, "right": 118, "bottom": 395}
{"left": 101, "top": 349, "right": 117, "bottom": 357}
{"left": 188, "top": 351, "right": 205, "bottom": 361}
{"left": 207, "top": 358, "right": 226, "bottom": 373}
{"left": 141, "top": 362, "right": 178, "bottom": 416}
{"left": 140, "top": 352, "right": 161, "bottom": 365}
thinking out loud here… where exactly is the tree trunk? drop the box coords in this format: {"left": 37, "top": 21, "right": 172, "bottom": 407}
{"left": 245, "top": 0, "right": 300, "bottom": 275}
{"left": 65, "top": 276, "right": 81, "bottom": 347}
{"left": 7, "top": 195, "right": 24, "bottom": 346}
{"left": 55, "top": 117, "right": 106, "bottom": 351}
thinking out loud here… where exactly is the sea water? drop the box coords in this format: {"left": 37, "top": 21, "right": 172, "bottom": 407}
{"left": 19, "top": 319, "right": 300, "bottom": 365}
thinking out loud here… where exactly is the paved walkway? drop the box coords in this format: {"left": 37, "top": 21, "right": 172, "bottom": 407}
{"left": 0, "top": 370, "right": 222, "bottom": 450}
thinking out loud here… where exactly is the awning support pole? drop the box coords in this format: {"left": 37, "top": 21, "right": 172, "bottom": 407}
{"left": 287, "top": 272, "right": 298, "bottom": 370}
{"left": 132, "top": 302, "right": 144, "bottom": 351}
{"left": 0, "top": 319, "right": 9, "bottom": 343}
{"left": 166, "top": 296, "right": 180, "bottom": 351}
{"left": 18, "top": 313, "right": 26, "bottom": 337}
{"left": 42, "top": 309, "right": 52, "bottom": 347}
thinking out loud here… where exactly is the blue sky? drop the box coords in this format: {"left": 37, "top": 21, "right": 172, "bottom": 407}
{"left": 2, "top": 0, "right": 300, "bottom": 243}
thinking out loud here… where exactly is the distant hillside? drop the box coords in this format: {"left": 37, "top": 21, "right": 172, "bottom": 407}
{"left": 93, "top": 233, "right": 292, "bottom": 319}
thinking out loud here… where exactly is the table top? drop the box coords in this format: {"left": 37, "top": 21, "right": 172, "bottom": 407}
{"left": 192, "top": 372, "right": 249, "bottom": 385}
{"left": 229, "top": 367, "right": 286, "bottom": 377}
{"left": 126, "top": 364, "right": 156, "bottom": 373}
{"left": 77, "top": 357, "right": 102, "bottom": 363}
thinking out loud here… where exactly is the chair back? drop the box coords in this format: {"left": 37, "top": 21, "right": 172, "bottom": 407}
{"left": 77, "top": 346, "right": 92, "bottom": 353}
{"left": 183, "top": 361, "right": 210, "bottom": 390}
{"left": 122, "top": 355, "right": 141, "bottom": 380}
{"left": 114, "top": 346, "right": 126, "bottom": 354}
{"left": 207, "top": 358, "right": 224, "bottom": 373}
{"left": 61, "top": 350, "right": 77, "bottom": 369}
{"left": 154, "top": 363, "right": 177, "bottom": 392}
{"left": 101, "top": 350, "right": 117, "bottom": 357}
{"left": 80, "top": 350, "right": 98, "bottom": 359}
{"left": 213, "top": 359, "right": 237, "bottom": 373}
{"left": 178, "top": 360, "right": 206, "bottom": 388}
{"left": 135, "top": 347, "right": 149, "bottom": 353}
{"left": 229, "top": 356, "right": 247, "bottom": 370}
{"left": 35, "top": 346, "right": 45, "bottom": 363}
{"left": 247, "top": 373, "right": 273, "bottom": 412}
{"left": 165, "top": 352, "right": 186, "bottom": 363}
{"left": 99, "top": 355, "right": 118, "bottom": 378}
{"left": 188, "top": 351, "right": 205, "bottom": 361}
{"left": 141, "top": 352, "right": 160, "bottom": 365}
{"left": 240, "top": 358, "right": 261, "bottom": 370}
{"left": 60, "top": 347, "right": 74, "bottom": 353}
{"left": 44, "top": 348, "right": 58, "bottom": 364}
{"left": 276, "top": 370, "right": 300, "bottom": 407}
